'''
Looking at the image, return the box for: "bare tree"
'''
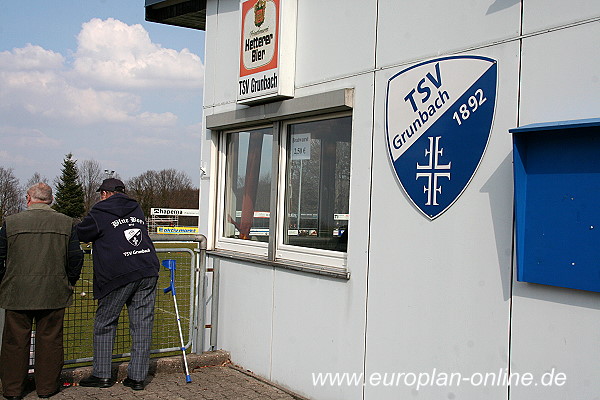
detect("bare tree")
[25,172,49,188]
[154,169,193,207]
[78,159,103,213]
[127,170,158,217]
[126,169,196,217]
[0,167,22,224]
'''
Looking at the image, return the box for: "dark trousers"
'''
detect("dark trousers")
[0,308,65,397]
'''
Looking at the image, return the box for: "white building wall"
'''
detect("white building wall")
[376,1,521,68]
[294,0,377,86]
[267,76,375,400]
[509,12,600,400]
[200,1,600,399]
[518,22,600,123]
[365,42,519,400]
[214,258,275,377]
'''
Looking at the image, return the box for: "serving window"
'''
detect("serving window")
[216,113,352,269]
[223,127,273,242]
[282,116,351,253]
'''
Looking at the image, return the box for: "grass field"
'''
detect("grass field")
[55,242,198,366]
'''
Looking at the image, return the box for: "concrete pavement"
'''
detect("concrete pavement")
[3,351,309,400]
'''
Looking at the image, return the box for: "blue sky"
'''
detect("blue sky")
[0,0,205,186]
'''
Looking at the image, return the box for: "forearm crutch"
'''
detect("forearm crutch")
[162,259,192,383]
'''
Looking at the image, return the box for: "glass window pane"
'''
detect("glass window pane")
[224,127,273,242]
[284,116,352,252]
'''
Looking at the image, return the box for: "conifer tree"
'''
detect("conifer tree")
[53,153,85,218]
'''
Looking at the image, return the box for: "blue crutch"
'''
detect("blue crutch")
[162,259,192,383]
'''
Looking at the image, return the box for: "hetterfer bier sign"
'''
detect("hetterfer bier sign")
[238,0,296,104]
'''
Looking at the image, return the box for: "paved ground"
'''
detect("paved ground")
[4,351,309,400]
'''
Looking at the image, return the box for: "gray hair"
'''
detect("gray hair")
[27,182,53,204]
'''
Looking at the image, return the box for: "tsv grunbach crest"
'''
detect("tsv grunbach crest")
[385,56,497,219]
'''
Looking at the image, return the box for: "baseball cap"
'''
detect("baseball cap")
[97,178,126,192]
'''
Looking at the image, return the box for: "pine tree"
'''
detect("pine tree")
[53,153,85,218]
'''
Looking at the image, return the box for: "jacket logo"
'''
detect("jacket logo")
[385,55,497,219]
[124,228,142,246]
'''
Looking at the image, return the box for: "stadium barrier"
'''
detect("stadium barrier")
[0,235,208,368]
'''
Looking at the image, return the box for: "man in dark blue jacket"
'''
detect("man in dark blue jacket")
[76,178,159,391]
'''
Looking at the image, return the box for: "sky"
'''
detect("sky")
[0,0,206,187]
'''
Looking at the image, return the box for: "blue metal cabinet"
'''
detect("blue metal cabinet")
[510,118,600,293]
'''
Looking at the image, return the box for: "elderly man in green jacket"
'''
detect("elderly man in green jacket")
[0,183,83,400]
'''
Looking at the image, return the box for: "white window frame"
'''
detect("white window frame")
[206,89,354,277]
[214,125,272,258]
[275,114,350,268]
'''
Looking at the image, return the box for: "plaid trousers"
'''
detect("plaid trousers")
[93,276,157,381]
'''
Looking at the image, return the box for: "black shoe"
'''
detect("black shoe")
[3,396,23,400]
[38,388,60,398]
[122,377,145,390]
[79,375,115,388]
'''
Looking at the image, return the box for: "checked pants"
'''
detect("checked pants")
[93,276,158,381]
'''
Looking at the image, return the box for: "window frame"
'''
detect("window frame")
[215,124,273,258]
[206,89,354,277]
[275,114,350,268]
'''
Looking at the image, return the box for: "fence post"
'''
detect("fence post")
[210,258,220,351]
[194,246,207,354]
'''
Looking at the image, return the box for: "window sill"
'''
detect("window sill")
[206,249,350,280]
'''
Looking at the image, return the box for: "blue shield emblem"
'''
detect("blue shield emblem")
[385,56,497,219]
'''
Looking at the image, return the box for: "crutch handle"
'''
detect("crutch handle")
[162,259,177,295]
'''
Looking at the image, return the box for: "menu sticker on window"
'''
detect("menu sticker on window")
[290,133,311,160]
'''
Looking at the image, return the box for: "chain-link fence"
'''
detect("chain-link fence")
[25,241,202,367]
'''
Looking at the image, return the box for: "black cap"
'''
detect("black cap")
[97,178,126,192]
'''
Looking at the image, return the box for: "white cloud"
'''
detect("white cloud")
[0,17,203,184]
[0,126,61,148]
[73,18,204,89]
[137,111,178,127]
[0,18,201,126]
[0,68,144,125]
[0,44,64,71]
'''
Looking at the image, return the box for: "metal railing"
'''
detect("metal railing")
[17,235,208,367]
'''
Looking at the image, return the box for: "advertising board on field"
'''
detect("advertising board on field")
[150,208,200,216]
[156,226,200,234]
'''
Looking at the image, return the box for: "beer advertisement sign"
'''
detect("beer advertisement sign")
[238,0,296,103]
